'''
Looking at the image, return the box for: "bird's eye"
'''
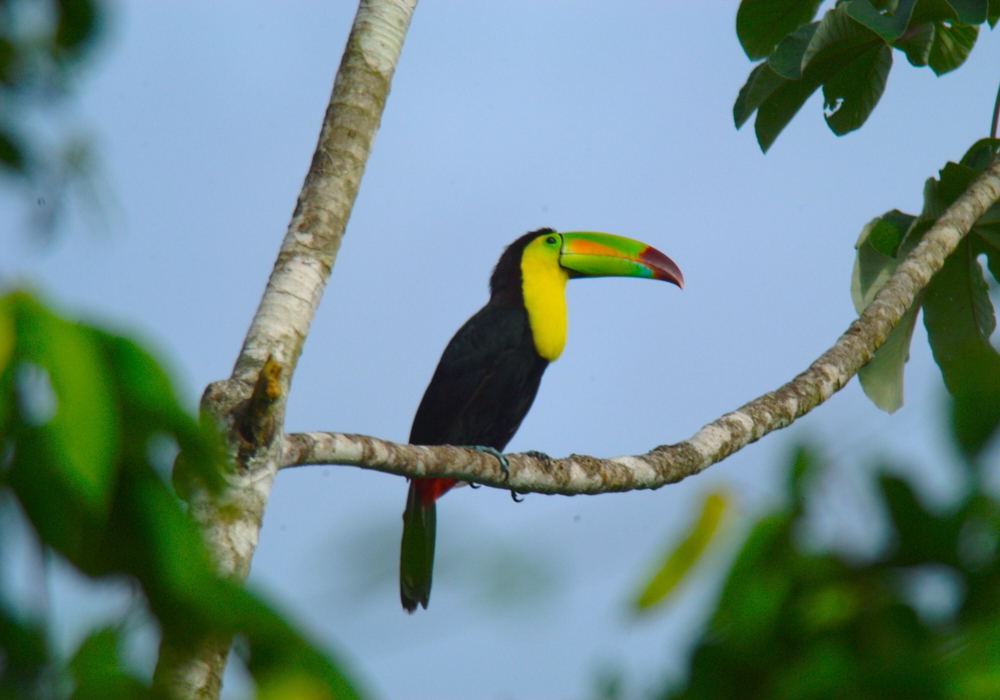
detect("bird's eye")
[545,236,557,244]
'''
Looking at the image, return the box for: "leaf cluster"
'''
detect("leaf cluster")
[0,291,364,699]
[852,139,1000,455]
[734,0,998,151]
[662,447,1000,700]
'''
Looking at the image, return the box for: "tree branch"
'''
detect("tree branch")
[280,154,1000,494]
[153,1,417,698]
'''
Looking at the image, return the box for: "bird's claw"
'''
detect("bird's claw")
[524,450,551,462]
[472,445,510,482]
[510,490,525,503]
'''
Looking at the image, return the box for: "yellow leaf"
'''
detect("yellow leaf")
[257,671,333,700]
[634,491,729,612]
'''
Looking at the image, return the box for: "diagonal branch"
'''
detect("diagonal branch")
[280,154,1000,494]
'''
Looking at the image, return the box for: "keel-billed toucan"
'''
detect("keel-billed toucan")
[401,228,683,612]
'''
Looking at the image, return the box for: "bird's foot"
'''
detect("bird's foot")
[472,445,510,482]
[506,452,547,501]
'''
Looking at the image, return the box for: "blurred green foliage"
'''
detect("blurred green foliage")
[735,0,998,152]
[653,421,1000,700]
[0,290,365,699]
[1,0,110,238]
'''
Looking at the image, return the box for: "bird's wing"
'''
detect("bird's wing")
[409,302,542,448]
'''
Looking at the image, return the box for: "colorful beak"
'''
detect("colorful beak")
[557,232,684,289]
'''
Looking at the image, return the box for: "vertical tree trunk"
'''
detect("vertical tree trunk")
[152,1,417,697]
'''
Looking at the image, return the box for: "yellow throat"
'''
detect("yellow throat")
[520,235,569,361]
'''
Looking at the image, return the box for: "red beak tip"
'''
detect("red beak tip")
[641,247,684,289]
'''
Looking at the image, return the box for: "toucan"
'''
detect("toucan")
[401,228,683,612]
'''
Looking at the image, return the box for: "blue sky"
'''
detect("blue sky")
[3,2,999,699]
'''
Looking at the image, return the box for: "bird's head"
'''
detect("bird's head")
[490,228,683,302]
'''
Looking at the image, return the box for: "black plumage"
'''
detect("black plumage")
[401,229,552,612]
[409,301,548,449]
[409,228,552,449]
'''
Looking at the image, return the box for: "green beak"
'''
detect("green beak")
[558,232,684,289]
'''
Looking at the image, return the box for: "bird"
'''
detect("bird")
[400,228,683,612]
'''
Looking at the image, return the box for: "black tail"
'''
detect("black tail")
[400,480,436,612]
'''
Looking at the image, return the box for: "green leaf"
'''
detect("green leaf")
[880,476,966,566]
[851,226,894,313]
[802,8,893,128]
[801,4,879,70]
[896,22,936,65]
[91,331,227,495]
[711,514,796,655]
[980,233,1000,285]
[737,0,823,59]
[938,160,980,204]
[944,618,1000,698]
[10,293,119,515]
[851,211,915,313]
[923,237,1000,455]
[752,5,888,151]
[753,71,824,152]
[978,224,1000,249]
[0,300,12,437]
[70,628,148,700]
[851,211,922,413]
[768,22,820,79]
[869,216,905,257]
[823,41,892,135]
[795,583,861,632]
[0,129,24,172]
[789,446,817,509]
[928,21,978,75]
[911,0,980,24]
[847,0,918,40]
[734,63,788,129]
[0,37,13,85]
[55,0,100,53]
[960,138,1000,170]
[871,0,900,11]
[733,23,820,131]
[990,0,1000,26]
[0,296,13,378]
[944,0,989,24]
[0,605,49,694]
[634,492,729,611]
[859,296,923,413]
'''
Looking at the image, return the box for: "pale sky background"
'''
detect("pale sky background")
[3,3,1000,699]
